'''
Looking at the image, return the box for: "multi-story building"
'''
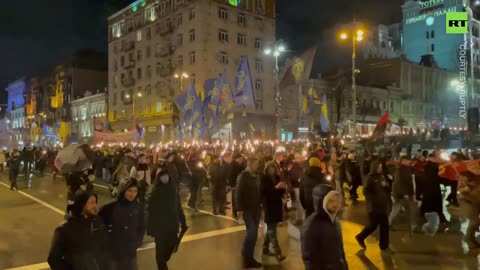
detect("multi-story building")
[107,0,276,142]
[361,24,402,60]
[401,0,480,72]
[5,78,28,146]
[71,91,107,144]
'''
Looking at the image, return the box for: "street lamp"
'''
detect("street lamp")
[174,72,189,93]
[339,26,366,140]
[124,91,143,121]
[264,43,286,139]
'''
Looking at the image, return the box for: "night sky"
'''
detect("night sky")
[0,0,403,93]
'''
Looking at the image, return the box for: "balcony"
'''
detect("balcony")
[155,45,175,57]
[121,77,135,87]
[121,41,135,52]
[158,24,174,36]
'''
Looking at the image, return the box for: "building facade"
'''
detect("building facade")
[107,0,276,142]
[71,92,107,144]
[5,79,28,146]
[401,0,480,71]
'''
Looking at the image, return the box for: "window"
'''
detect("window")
[238,13,246,26]
[121,73,125,81]
[431,30,434,38]
[189,29,195,42]
[237,34,246,46]
[255,100,263,111]
[255,79,263,92]
[381,41,386,48]
[113,93,117,106]
[431,43,435,52]
[121,55,125,66]
[178,34,183,46]
[219,52,228,64]
[426,31,430,39]
[255,17,264,31]
[113,60,118,72]
[146,46,151,57]
[255,38,262,49]
[146,65,152,78]
[190,51,196,64]
[177,14,183,26]
[390,101,394,112]
[137,30,142,41]
[137,50,142,61]
[218,7,228,19]
[218,29,228,42]
[255,0,264,10]
[255,58,263,72]
[113,45,118,54]
[178,55,183,67]
[189,8,195,20]
[146,85,152,95]
[137,68,142,79]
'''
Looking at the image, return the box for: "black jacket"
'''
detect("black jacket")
[392,164,414,199]
[301,184,348,270]
[364,161,392,214]
[208,161,228,188]
[260,173,284,223]
[229,161,246,187]
[422,160,443,213]
[98,179,145,259]
[236,169,261,212]
[300,167,326,215]
[48,191,108,270]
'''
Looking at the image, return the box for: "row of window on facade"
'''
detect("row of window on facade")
[110,102,174,119]
[72,103,106,120]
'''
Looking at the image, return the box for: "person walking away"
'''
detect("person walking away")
[8,151,21,191]
[103,150,116,184]
[208,154,228,215]
[261,162,286,262]
[356,161,392,253]
[187,156,206,211]
[47,190,108,270]
[0,149,7,173]
[236,156,263,268]
[301,184,348,270]
[300,157,327,218]
[229,153,246,219]
[147,168,187,270]
[99,178,145,270]
[422,154,449,226]
[287,154,305,224]
[389,156,418,234]
[36,148,47,175]
[346,152,362,202]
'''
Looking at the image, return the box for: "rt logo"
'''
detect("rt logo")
[446,12,468,34]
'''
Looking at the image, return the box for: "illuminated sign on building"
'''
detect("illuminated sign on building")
[420,0,443,9]
[229,0,239,6]
[405,6,457,24]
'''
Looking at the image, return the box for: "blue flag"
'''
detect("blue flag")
[207,116,219,136]
[192,116,206,138]
[218,72,234,113]
[233,56,255,106]
[203,79,221,116]
[320,94,330,133]
[178,123,188,140]
[175,83,201,123]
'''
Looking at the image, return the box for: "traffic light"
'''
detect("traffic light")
[468,107,479,134]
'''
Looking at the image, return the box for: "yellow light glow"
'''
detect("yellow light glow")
[340,33,348,40]
[356,30,364,36]
[356,36,363,41]
[137,92,143,97]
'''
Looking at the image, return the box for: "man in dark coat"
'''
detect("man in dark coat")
[422,154,448,224]
[229,153,245,219]
[301,184,348,270]
[355,160,392,252]
[261,162,286,262]
[208,154,228,215]
[346,152,362,201]
[236,156,262,268]
[98,178,145,270]
[147,168,187,270]
[8,151,21,191]
[300,157,327,218]
[48,190,108,270]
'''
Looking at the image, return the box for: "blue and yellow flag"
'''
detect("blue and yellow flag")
[203,78,221,116]
[302,88,317,115]
[233,56,255,106]
[178,123,189,140]
[175,83,201,123]
[192,117,206,138]
[218,72,234,113]
[320,94,329,133]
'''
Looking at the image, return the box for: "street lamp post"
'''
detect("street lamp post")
[264,44,286,139]
[174,72,189,93]
[339,27,365,140]
[125,91,143,122]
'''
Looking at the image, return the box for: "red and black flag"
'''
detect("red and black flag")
[371,112,389,139]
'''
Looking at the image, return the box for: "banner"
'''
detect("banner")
[94,130,137,143]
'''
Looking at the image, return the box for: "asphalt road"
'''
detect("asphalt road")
[0,172,479,270]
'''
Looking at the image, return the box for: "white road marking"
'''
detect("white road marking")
[0,181,65,216]
[4,226,247,270]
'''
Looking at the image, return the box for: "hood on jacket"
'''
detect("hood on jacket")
[71,190,98,217]
[312,184,341,222]
[118,178,139,201]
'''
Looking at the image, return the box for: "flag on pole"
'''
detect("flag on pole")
[279,47,317,89]
[371,112,390,139]
[233,56,255,106]
[218,72,234,114]
[320,94,330,133]
[203,78,221,116]
[178,123,188,140]
[175,83,201,123]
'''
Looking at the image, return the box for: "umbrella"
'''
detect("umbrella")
[54,144,96,173]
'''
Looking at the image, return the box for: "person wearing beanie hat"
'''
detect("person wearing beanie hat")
[48,190,109,270]
[308,157,322,168]
[301,157,328,218]
[98,178,145,270]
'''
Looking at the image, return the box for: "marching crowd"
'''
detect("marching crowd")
[4,139,480,270]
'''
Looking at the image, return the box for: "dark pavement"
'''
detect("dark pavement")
[0,172,479,270]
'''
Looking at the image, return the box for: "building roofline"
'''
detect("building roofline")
[108,0,147,20]
[71,93,106,104]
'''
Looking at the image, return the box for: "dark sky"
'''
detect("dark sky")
[0,0,403,91]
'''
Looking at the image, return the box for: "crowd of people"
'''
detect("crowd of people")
[4,138,480,270]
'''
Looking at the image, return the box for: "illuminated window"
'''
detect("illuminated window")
[189,8,195,20]
[137,30,142,41]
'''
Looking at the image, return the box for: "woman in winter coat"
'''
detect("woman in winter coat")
[260,164,286,262]
[98,178,145,270]
[355,160,392,252]
[301,184,348,270]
